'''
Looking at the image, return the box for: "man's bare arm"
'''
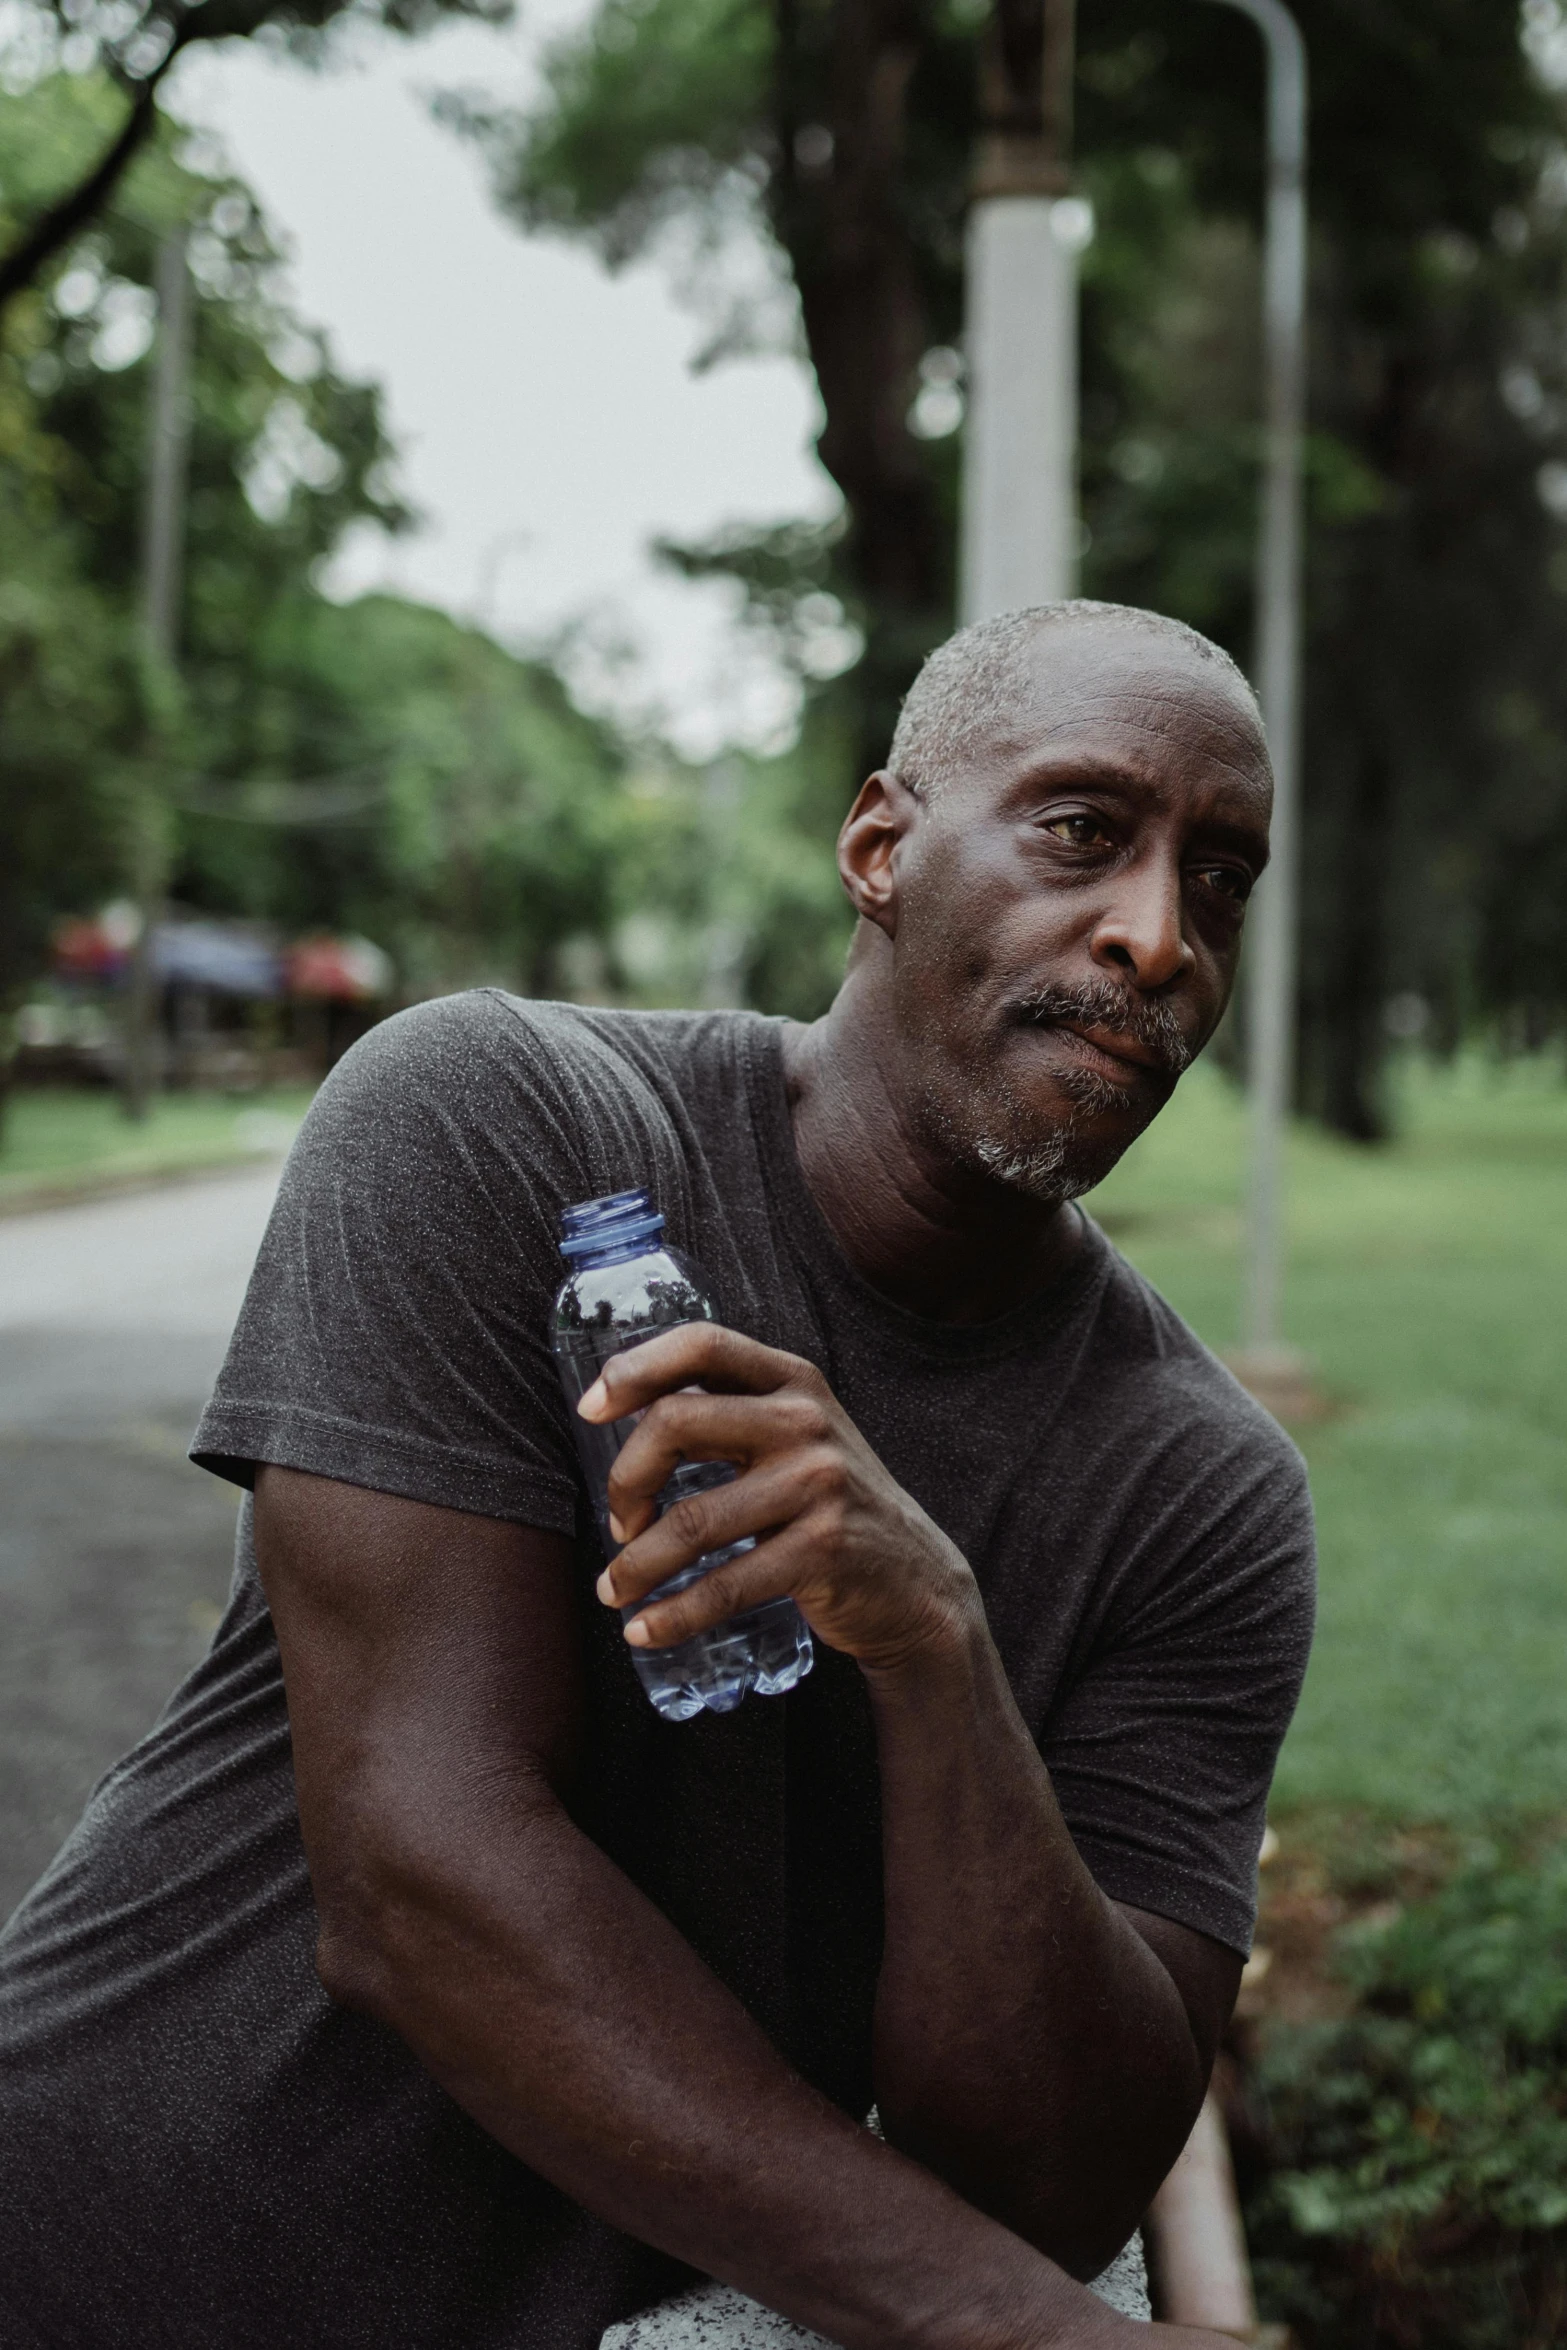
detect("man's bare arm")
[255,1466,1230,2350]
[587,1325,1239,2277]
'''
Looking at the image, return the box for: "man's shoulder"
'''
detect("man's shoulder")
[1081,1221,1308,1493]
[335,991,751,1085]
[318,993,765,1131]
[293,993,772,1233]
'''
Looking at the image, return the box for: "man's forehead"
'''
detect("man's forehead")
[972,618,1272,799]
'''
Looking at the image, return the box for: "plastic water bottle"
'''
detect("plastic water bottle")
[552,1187,814,1722]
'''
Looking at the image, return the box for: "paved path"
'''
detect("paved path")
[0,1167,281,1918]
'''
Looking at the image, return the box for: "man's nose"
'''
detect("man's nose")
[1087,856,1196,991]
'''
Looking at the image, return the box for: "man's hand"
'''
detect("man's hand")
[581,1323,974,1673]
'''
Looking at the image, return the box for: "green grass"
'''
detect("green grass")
[1086,1054,1567,1825]
[0,1085,314,1206]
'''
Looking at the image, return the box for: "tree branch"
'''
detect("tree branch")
[0,51,180,321]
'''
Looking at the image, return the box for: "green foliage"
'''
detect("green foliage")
[450,0,769,264]
[19,0,509,72]
[0,73,410,997]
[1246,1845,1567,2347]
[583,726,851,1018]
[0,72,850,1022]
[0,0,513,312]
[172,592,632,996]
[0,75,658,1010]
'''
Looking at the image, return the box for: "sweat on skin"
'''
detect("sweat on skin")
[0,602,1312,2350]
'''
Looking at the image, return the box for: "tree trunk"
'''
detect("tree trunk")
[771,0,949,778]
[1317,736,1392,1142]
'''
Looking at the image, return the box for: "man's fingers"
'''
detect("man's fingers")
[619,1523,818,1652]
[606,1390,828,1535]
[602,1456,820,1608]
[577,1323,820,1422]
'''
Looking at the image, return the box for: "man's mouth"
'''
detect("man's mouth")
[1053,1021,1167,1075]
[1012,986,1194,1085]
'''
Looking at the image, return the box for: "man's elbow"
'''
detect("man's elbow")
[880,2043,1207,2281]
[298,1735,569,2023]
[303,1779,547,2026]
[310,1839,428,2022]
[315,1901,396,2016]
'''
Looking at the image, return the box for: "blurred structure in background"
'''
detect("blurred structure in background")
[22,905,391,1089]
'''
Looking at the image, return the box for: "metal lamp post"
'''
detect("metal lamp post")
[1195,0,1309,1394]
[123,225,194,1122]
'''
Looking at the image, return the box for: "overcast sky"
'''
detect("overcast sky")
[171,15,837,757]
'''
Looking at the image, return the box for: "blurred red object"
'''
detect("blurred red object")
[284,934,393,1002]
[51,910,135,979]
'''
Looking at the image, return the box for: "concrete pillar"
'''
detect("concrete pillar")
[1147,2091,1260,2337]
[959,194,1083,623]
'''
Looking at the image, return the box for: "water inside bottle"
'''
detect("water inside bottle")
[629,1462,813,1720]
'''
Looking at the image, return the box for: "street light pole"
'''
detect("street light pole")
[141,226,194,670]
[1195,0,1308,1387]
[123,226,194,1121]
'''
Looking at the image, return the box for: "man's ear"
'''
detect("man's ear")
[836,771,920,939]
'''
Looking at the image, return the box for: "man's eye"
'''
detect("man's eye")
[1042,814,1114,849]
[1193,864,1253,904]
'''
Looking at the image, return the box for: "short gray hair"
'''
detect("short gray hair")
[886,601,1261,799]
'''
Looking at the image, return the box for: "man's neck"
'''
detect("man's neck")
[779,977,1084,1328]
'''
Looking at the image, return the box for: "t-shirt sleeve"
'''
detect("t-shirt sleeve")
[191,993,603,1531]
[1039,1364,1316,1957]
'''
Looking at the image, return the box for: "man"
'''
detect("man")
[0,601,1313,2350]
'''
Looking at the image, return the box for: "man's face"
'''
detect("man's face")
[861,622,1273,1203]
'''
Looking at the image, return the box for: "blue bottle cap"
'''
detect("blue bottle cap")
[558,1186,667,1262]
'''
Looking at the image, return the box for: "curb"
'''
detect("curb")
[0,1150,288,1221]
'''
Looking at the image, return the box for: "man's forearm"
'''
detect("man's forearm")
[866,1614,1207,2275]
[318,1767,1128,2350]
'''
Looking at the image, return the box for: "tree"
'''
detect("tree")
[1,66,854,1046]
[0,0,511,321]
[457,0,1567,1133]
[2,72,850,1032]
[443,0,971,774]
[191,591,634,998]
[1077,2,1567,1135]
[0,71,407,1005]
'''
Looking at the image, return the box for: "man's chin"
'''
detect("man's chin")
[971,1084,1161,1204]
[973,1127,1127,1206]
[916,1062,1166,1205]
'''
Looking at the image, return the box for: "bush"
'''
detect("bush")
[1246,1843,1567,2349]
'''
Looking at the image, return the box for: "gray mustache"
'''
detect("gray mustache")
[1012,982,1196,1077]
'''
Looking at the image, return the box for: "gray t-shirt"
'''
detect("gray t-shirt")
[0,994,1314,2350]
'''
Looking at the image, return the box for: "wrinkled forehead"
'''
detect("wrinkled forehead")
[965,619,1273,807]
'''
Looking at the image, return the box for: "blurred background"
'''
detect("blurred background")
[2,0,1566,2341]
